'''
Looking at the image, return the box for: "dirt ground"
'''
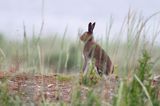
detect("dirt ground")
[0,71,159,105]
[0,71,118,104]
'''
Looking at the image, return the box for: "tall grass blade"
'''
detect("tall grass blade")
[134,74,153,106]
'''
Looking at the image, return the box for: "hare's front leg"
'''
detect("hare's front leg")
[82,56,89,76]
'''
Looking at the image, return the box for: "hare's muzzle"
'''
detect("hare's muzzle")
[80,35,83,41]
[80,33,85,41]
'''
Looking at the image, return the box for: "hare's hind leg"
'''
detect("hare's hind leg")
[102,64,110,80]
[95,60,103,76]
[95,67,103,77]
[95,66,110,81]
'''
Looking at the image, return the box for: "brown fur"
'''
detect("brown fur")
[80,22,114,76]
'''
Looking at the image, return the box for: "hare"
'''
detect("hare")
[80,22,114,77]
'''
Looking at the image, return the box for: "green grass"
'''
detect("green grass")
[56,74,74,82]
[113,50,160,106]
[79,62,102,87]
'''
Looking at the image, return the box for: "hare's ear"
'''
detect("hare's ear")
[88,22,92,33]
[92,22,96,31]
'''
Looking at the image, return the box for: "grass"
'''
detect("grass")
[0,10,160,105]
[113,50,160,106]
[79,62,102,87]
[56,74,74,82]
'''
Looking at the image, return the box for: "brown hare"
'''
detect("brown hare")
[80,22,114,78]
